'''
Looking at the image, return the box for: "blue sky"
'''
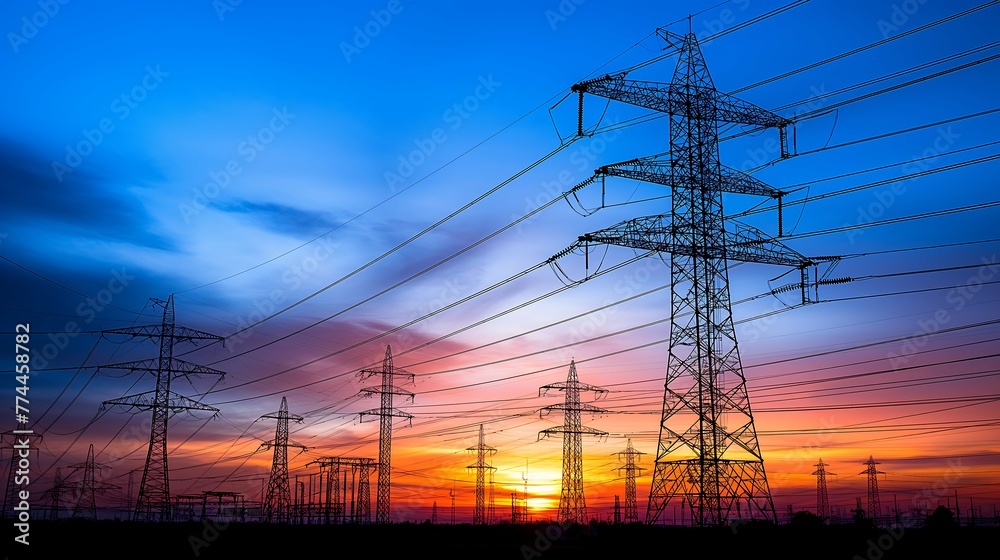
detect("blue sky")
[2,0,999,521]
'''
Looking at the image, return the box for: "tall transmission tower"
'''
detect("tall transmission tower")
[100,294,224,522]
[813,458,835,519]
[557,29,839,526]
[259,396,306,523]
[68,443,117,519]
[358,345,414,524]
[616,439,647,524]
[538,360,608,525]
[861,455,885,525]
[432,500,438,524]
[466,424,497,525]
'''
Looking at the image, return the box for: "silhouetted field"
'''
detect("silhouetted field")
[5,519,998,559]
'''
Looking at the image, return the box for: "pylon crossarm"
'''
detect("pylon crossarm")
[102,390,220,413]
[97,357,225,378]
[571,74,788,130]
[102,324,224,344]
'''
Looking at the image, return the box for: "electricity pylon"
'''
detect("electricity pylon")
[813,458,835,519]
[259,396,306,523]
[68,443,117,519]
[538,360,608,524]
[42,468,67,520]
[358,345,414,524]
[100,294,224,522]
[466,424,496,525]
[616,439,647,523]
[449,483,456,524]
[861,455,885,526]
[555,29,841,526]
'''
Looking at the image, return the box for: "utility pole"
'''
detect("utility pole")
[465,424,496,525]
[259,397,306,523]
[538,360,608,525]
[358,345,414,525]
[100,295,224,522]
[553,29,840,526]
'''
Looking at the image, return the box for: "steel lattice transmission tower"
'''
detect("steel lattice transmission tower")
[861,455,885,525]
[100,294,224,522]
[559,30,839,527]
[813,458,835,519]
[358,345,414,524]
[259,396,306,523]
[538,360,608,524]
[69,444,117,519]
[616,439,647,524]
[466,424,497,525]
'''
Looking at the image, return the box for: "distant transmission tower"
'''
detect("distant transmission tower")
[100,294,224,522]
[358,345,414,525]
[521,465,528,523]
[813,458,835,519]
[42,468,67,520]
[861,455,885,525]
[558,29,839,526]
[260,396,306,522]
[616,439,646,524]
[69,444,117,519]
[449,484,456,524]
[466,424,497,525]
[432,501,438,524]
[538,360,608,524]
